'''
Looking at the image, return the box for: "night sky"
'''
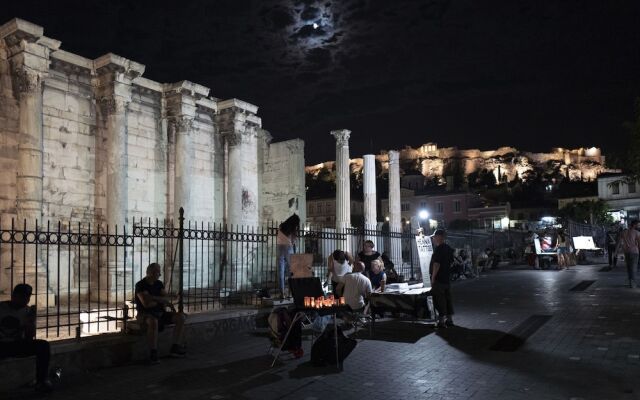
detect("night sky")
[2,0,640,164]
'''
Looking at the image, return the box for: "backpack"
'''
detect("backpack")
[310,324,357,366]
[268,307,301,351]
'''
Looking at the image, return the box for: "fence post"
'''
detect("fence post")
[178,207,184,314]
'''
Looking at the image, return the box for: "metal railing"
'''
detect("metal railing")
[1,209,532,340]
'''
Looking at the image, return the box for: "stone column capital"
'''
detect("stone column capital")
[10,65,44,97]
[98,95,130,116]
[225,127,258,147]
[331,129,351,146]
[169,115,195,133]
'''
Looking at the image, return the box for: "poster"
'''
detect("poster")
[415,234,434,288]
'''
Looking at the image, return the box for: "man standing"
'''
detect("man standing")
[605,225,620,270]
[135,263,187,363]
[429,229,455,328]
[0,284,52,392]
[617,220,640,288]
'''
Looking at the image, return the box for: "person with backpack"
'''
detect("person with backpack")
[617,220,640,288]
[429,229,456,328]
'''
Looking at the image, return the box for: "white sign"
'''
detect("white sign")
[415,235,434,287]
[572,236,599,250]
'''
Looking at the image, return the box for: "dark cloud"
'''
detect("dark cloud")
[1,0,639,164]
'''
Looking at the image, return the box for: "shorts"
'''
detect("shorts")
[138,310,175,332]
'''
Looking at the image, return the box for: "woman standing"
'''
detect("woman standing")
[555,230,569,269]
[277,214,300,298]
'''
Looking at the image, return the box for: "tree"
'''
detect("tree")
[558,200,613,225]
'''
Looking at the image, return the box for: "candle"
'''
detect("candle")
[339,297,345,305]
[310,298,315,307]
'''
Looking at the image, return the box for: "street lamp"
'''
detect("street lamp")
[418,210,430,234]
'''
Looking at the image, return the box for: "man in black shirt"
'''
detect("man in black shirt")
[0,284,52,392]
[429,229,455,328]
[135,263,186,363]
[357,240,381,274]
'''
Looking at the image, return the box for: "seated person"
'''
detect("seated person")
[0,284,52,392]
[366,259,387,292]
[342,261,372,312]
[356,240,381,275]
[135,263,187,364]
[380,252,399,283]
[326,249,353,296]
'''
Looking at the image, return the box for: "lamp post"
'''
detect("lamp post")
[418,210,430,235]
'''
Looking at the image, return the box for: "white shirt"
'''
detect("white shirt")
[343,272,372,310]
[332,260,352,283]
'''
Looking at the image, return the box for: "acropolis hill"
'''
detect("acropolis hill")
[306,143,607,182]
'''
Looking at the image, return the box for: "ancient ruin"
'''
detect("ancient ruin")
[307,143,607,184]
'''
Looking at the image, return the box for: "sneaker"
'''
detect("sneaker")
[169,344,187,358]
[149,350,160,365]
[445,320,455,327]
[34,380,53,393]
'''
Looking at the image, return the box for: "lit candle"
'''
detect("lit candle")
[339,297,345,305]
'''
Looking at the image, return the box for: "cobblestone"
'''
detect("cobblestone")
[4,263,640,399]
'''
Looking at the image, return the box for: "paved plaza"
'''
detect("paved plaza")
[5,262,640,400]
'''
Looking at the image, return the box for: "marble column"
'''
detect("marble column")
[363,154,377,241]
[217,99,262,291]
[94,54,144,301]
[332,129,352,252]
[388,150,403,269]
[1,19,59,303]
[164,81,210,222]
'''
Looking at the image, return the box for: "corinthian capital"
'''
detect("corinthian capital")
[331,129,351,146]
[98,96,129,116]
[11,67,42,97]
[170,116,194,133]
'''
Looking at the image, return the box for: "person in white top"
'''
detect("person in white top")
[326,249,353,296]
[617,220,640,288]
[342,261,372,311]
[276,214,300,298]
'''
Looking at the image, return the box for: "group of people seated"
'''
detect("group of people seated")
[325,240,398,313]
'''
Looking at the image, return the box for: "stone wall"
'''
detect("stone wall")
[261,139,306,224]
[0,18,306,296]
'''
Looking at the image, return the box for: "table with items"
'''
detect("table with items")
[369,283,435,323]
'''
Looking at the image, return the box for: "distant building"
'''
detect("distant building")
[306,198,364,228]
[598,173,640,222]
[380,189,509,229]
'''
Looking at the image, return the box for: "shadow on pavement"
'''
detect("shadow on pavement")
[159,354,282,399]
[288,360,342,379]
[436,325,636,399]
[352,320,435,343]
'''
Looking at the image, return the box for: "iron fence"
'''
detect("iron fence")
[1,209,534,340]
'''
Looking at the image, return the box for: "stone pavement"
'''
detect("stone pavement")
[4,263,640,400]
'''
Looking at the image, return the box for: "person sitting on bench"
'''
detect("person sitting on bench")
[0,284,52,392]
[135,263,187,364]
